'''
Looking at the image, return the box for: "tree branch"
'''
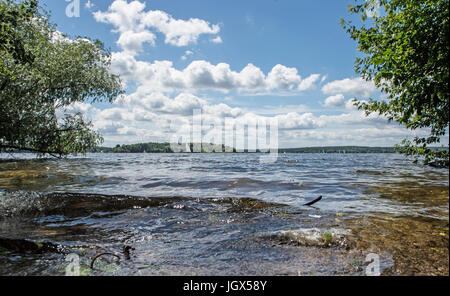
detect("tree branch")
[0,144,62,158]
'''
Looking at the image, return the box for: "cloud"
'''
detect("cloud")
[319,110,389,126]
[85,0,94,10]
[141,9,220,46]
[275,112,324,130]
[322,77,377,97]
[94,0,146,33]
[324,94,345,107]
[94,0,221,50]
[69,94,435,148]
[119,90,243,118]
[181,50,193,60]
[211,36,223,44]
[160,93,206,115]
[249,104,310,115]
[345,99,358,110]
[61,101,92,114]
[94,1,318,95]
[55,101,92,124]
[278,125,430,148]
[87,88,326,145]
[116,30,156,53]
[110,53,320,93]
[97,107,133,121]
[298,74,321,91]
[185,61,237,90]
[266,64,301,90]
[203,103,243,118]
[133,109,157,122]
[237,63,266,90]
[95,121,125,135]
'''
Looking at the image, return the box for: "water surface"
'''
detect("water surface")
[0,153,448,275]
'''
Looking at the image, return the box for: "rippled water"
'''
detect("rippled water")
[0,153,448,275]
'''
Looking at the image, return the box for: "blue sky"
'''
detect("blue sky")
[43,0,445,148]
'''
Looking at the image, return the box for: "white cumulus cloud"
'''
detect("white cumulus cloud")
[116,30,156,53]
[94,0,221,51]
[298,74,321,91]
[110,53,320,93]
[324,94,345,107]
[322,77,377,97]
[211,36,223,44]
[181,50,193,60]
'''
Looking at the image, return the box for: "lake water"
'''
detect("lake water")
[0,153,448,275]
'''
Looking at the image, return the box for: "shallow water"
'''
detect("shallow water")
[0,153,448,275]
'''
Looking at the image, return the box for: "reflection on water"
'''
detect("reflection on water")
[0,153,448,275]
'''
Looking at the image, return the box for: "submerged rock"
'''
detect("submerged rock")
[0,237,65,254]
[220,197,286,213]
[0,190,190,218]
[262,227,350,248]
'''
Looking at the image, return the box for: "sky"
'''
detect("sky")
[42,0,447,148]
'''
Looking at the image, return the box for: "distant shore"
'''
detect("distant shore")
[88,143,448,154]
[2,143,447,155]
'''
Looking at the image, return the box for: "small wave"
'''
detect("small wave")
[0,190,188,218]
[355,169,385,175]
[0,190,288,219]
[140,178,303,192]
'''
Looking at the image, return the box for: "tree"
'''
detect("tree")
[341,0,449,167]
[0,0,123,156]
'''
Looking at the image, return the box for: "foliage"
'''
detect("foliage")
[279,146,397,153]
[109,142,173,153]
[93,142,235,153]
[323,231,333,244]
[341,0,449,167]
[0,0,123,156]
[92,143,449,154]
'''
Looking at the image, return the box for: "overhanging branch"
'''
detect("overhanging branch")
[0,144,62,158]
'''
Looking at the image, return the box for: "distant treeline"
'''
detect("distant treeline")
[91,143,173,153]
[89,143,448,154]
[279,146,396,153]
[91,142,233,153]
